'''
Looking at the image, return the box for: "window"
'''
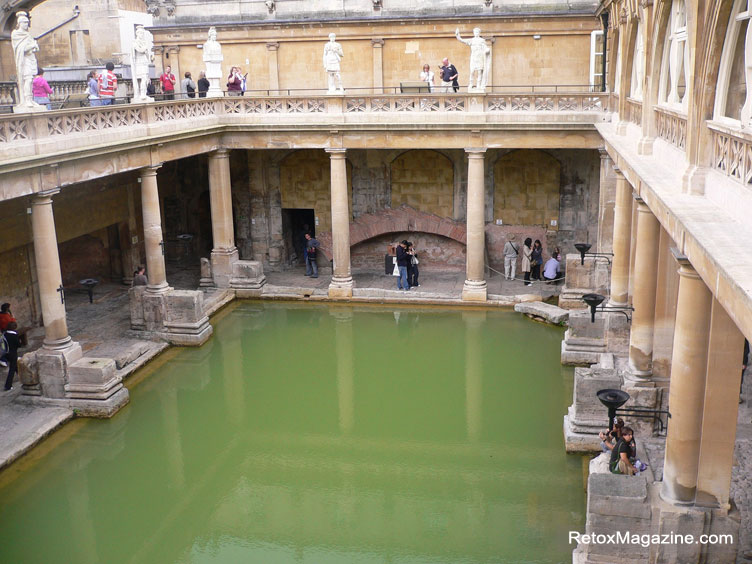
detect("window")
[714,0,751,125]
[658,0,689,109]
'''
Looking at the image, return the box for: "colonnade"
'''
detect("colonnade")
[606,166,745,510]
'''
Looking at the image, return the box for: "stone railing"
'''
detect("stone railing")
[655,105,687,150]
[0,82,16,105]
[626,97,642,126]
[708,121,752,185]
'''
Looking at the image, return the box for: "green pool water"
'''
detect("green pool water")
[0,302,585,564]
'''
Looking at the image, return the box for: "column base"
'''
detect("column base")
[229,260,267,297]
[211,247,239,288]
[328,276,354,299]
[64,357,130,417]
[13,102,46,113]
[42,335,74,351]
[35,341,83,399]
[561,310,607,366]
[146,282,171,295]
[461,280,487,302]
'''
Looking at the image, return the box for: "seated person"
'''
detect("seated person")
[542,254,561,283]
[598,417,625,452]
[609,426,639,475]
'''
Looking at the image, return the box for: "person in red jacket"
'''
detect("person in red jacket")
[160,65,176,100]
[98,62,118,105]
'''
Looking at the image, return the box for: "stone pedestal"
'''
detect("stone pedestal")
[163,291,213,346]
[558,254,610,309]
[230,260,267,297]
[199,257,214,288]
[210,247,239,288]
[36,342,83,399]
[65,357,130,417]
[564,353,620,452]
[561,310,607,365]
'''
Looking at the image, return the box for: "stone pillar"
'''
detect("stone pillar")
[462,148,487,302]
[326,148,354,298]
[266,42,280,94]
[661,251,712,505]
[596,150,617,254]
[609,170,632,306]
[651,226,679,380]
[121,184,141,285]
[208,148,239,288]
[140,165,169,294]
[371,39,384,93]
[31,190,72,350]
[627,196,660,379]
[695,299,744,509]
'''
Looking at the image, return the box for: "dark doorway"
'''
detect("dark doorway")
[282,208,315,266]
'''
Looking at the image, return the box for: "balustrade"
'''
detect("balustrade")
[655,106,687,150]
[709,122,752,185]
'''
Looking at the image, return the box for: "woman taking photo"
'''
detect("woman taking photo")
[227,66,243,96]
[420,64,434,92]
[531,239,543,281]
[522,237,533,286]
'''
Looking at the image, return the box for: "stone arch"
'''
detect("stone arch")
[492,150,561,227]
[279,149,351,234]
[390,150,454,219]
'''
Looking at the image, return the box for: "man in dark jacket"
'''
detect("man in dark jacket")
[4,322,20,391]
[396,240,410,291]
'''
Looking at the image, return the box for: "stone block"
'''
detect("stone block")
[67,357,117,387]
[210,247,239,288]
[655,506,709,564]
[606,310,631,352]
[18,351,40,395]
[559,254,610,309]
[129,286,146,330]
[587,474,651,520]
[199,257,213,288]
[229,260,267,294]
[514,300,569,325]
[37,342,83,399]
[561,310,607,365]
[621,385,661,438]
[65,357,125,412]
[163,289,213,346]
[706,509,741,564]
[142,291,167,332]
[112,342,151,370]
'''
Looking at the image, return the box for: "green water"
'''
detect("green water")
[0,302,584,564]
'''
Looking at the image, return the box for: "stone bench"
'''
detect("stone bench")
[513,301,569,325]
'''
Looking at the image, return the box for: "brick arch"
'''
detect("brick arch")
[390,150,455,219]
[317,205,466,263]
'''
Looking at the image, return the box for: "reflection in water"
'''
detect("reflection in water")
[0,302,584,564]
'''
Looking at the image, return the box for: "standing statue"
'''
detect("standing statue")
[131,26,154,103]
[203,27,224,98]
[323,33,344,94]
[455,27,491,92]
[11,11,42,110]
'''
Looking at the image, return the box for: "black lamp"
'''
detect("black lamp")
[574,242,613,266]
[581,292,633,323]
[596,388,630,431]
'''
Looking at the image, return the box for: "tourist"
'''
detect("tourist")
[408,242,420,287]
[503,234,519,281]
[133,266,148,286]
[521,237,533,286]
[304,233,319,278]
[420,64,434,92]
[146,81,156,98]
[181,71,196,98]
[3,322,19,391]
[543,252,561,284]
[598,417,624,452]
[197,71,210,98]
[227,66,243,96]
[32,67,53,109]
[0,303,16,369]
[396,240,410,291]
[609,426,639,475]
[98,62,117,105]
[87,70,100,106]
[439,58,458,93]
[531,239,543,281]
[160,66,176,100]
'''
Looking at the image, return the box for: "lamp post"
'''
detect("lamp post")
[582,293,633,323]
[574,242,613,266]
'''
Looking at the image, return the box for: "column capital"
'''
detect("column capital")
[465,148,487,157]
[266,42,280,51]
[371,38,385,47]
[140,164,162,178]
[598,148,611,160]
[32,188,61,204]
[613,166,625,178]
[167,45,180,53]
[671,247,700,279]
[325,148,347,157]
[210,147,230,159]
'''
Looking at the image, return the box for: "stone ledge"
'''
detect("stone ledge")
[514,300,569,325]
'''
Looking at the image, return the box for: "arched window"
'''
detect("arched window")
[630,21,644,100]
[658,0,689,109]
[714,0,751,126]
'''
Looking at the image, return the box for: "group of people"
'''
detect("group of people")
[0,303,20,392]
[226,66,248,96]
[85,62,119,106]
[599,418,648,476]
[502,236,562,286]
[419,58,459,93]
[395,240,420,291]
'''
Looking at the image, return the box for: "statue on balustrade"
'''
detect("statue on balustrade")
[323,33,344,94]
[203,27,224,98]
[131,26,155,103]
[455,27,491,93]
[11,11,43,111]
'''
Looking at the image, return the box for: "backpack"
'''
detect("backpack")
[0,333,8,355]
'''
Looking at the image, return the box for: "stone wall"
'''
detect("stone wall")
[391,150,454,219]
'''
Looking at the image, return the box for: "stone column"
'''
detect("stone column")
[695,299,744,509]
[140,165,169,294]
[462,148,487,302]
[651,226,679,380]
[661,251,712,505]
[371,39,384,93]
[31,189,72,350]
[121,184,141,285]
[596,150,617,254]
[627,196,660,379]
[609,170,632,306]
[266,42,280,94]
[208,148,239,287]
[326,148,354,298]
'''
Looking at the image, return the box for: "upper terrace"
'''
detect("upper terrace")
[0,88,609,202]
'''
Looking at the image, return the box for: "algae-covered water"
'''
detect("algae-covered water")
[0,302,585,563]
